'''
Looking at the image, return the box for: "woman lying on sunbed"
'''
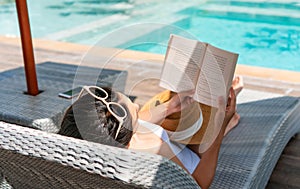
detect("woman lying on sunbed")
[59,76,243,189]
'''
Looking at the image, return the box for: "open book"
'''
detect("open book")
[159,35,239,107]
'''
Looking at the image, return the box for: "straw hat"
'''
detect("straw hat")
[140,90,218,144]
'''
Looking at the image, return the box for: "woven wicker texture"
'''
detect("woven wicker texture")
[0,173,13,189]
[0,62,127,133]
[210,96,300,189]
[0,121,199,189]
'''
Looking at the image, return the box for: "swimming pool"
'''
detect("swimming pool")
[1,0,300,72]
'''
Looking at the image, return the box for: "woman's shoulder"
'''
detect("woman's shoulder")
[128,120,164,153]
[137,119,188,154]
[138,119,169,141]
[137,120,200,174]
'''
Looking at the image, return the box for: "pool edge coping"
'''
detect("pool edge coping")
[1,35,299,84]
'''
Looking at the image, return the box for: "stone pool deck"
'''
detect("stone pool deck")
[0,36,300,188]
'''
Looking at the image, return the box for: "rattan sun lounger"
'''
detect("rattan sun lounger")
[0,121,199,189]
[210,95,300,189]
[0,95,299,188]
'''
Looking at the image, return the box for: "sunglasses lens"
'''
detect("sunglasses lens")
[109,104,126,117]
[90,88,107,98]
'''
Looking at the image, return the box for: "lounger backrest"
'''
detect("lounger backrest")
[0,121,200,189]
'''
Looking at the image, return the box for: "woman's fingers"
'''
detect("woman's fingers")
[217,96,226,111]
[230,87,236,108]
[181,96,194,109]
[177,89,195,98]
[167,90,195,113]
[228,87,236,113]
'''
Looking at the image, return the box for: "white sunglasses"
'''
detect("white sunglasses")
[77,86,127,139]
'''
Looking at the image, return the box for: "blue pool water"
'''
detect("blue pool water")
[1,0,300,72]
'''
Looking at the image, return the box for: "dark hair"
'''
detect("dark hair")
[59,87,133,148]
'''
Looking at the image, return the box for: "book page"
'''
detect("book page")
[194,44,238,107]
[159,35,207,92]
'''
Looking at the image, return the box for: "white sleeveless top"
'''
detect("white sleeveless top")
[138,119,200,174]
